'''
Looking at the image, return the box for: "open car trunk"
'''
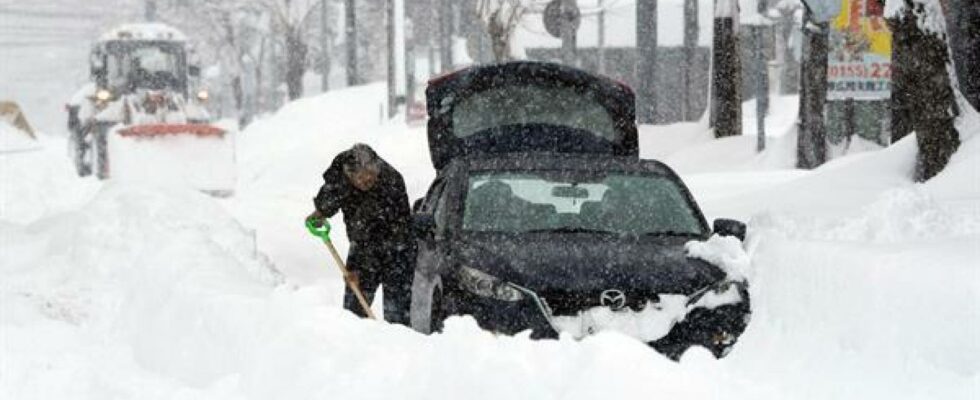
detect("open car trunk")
[425,62,639,170]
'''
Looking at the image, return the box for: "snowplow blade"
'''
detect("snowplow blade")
[108,122,236,196]
[117,123,225,138]
[0,101,36,138]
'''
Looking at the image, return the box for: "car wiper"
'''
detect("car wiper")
[641,230,703,238]
[523,227,618,234]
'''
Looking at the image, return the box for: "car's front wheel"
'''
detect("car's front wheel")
[410,272,445,334]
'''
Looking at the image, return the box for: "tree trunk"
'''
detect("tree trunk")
[711,0,741,138]
[145,0,157,22]
[321,0,331,92]
[947,0,980,111]
[796,12,828,169]
[637,0,658,124]
[683,0,698,121]
[439,0,454,71]
[386,0,397,118]
[887,1,960,182]
[345,0,359,86]
[286,27,308,100]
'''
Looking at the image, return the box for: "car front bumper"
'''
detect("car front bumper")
[452,281,750,358]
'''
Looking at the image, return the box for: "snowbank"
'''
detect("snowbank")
[0,183,747,400]
[0,120,40,153]
[1,184,280,398]
[0,136,99,224]
[2,82,978,399]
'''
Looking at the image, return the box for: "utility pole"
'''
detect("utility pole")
[710,0,742,137]
[682,0,698,121]
[145,0,157,22]
[560,0,578,65]
[598,0,606,74]
[439,0,454,71]
[406,18,416,122]
[754,0,769,151]
[796,7,828,168]
[386,0,396,118]
[636,0,658,124]
[345,0,359,86]
[321,0,331,92]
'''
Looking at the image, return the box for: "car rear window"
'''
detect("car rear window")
[452,85,618,141]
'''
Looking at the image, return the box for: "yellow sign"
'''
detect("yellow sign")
[827,0,893,100]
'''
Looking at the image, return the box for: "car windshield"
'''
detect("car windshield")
[462,171,704,236]
[452,84,618,141]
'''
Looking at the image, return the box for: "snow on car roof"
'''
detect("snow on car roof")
[99,23,187,42]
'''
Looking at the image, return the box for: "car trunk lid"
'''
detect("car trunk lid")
[425,62,638,170]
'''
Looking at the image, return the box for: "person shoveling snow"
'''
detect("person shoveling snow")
[307,144,415,325]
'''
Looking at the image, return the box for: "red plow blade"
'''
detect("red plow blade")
[117,124,225,138]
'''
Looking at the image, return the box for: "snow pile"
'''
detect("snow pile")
[752,186,979,243]
[2,81,978,399]
[551,297,691,342]
[107,125,237,195]
[0,136,99,224]
[0,183,750,400]
[98,22,188,42]
[1,184,281,398]
[724,115,980,393]
[0,120,40,153]
[685,234,751,281]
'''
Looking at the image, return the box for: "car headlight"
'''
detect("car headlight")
[95,89,112,102]
[196,89,209,102]
[457,266,524,302]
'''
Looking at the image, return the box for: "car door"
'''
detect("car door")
[414,178,448,277]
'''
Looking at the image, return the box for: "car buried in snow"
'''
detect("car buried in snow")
[409,62,750,359]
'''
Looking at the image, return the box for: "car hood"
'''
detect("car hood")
[455,233,725,296]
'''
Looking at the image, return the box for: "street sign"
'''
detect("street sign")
[802,0,843,22]
[827,0,892,100]
[543,0,581,38]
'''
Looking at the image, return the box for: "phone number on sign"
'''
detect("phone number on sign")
[828,62,892,79]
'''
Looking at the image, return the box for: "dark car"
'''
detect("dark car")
[410,62,750,359]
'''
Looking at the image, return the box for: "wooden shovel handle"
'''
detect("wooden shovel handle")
[324,240,376,319]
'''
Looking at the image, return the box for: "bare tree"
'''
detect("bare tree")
[159,0,270,123]
[711,0,742,138]
[261,0,324,100]
[477,0,527,62]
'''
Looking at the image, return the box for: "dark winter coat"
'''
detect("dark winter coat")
[313,149,412,247]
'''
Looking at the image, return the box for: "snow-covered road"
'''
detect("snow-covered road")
[2,84,978,399]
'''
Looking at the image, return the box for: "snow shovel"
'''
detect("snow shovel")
[305,218,376,320]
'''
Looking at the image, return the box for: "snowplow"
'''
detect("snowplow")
[66,23,234,196]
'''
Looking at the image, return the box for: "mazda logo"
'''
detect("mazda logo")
[600,289,626,310]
